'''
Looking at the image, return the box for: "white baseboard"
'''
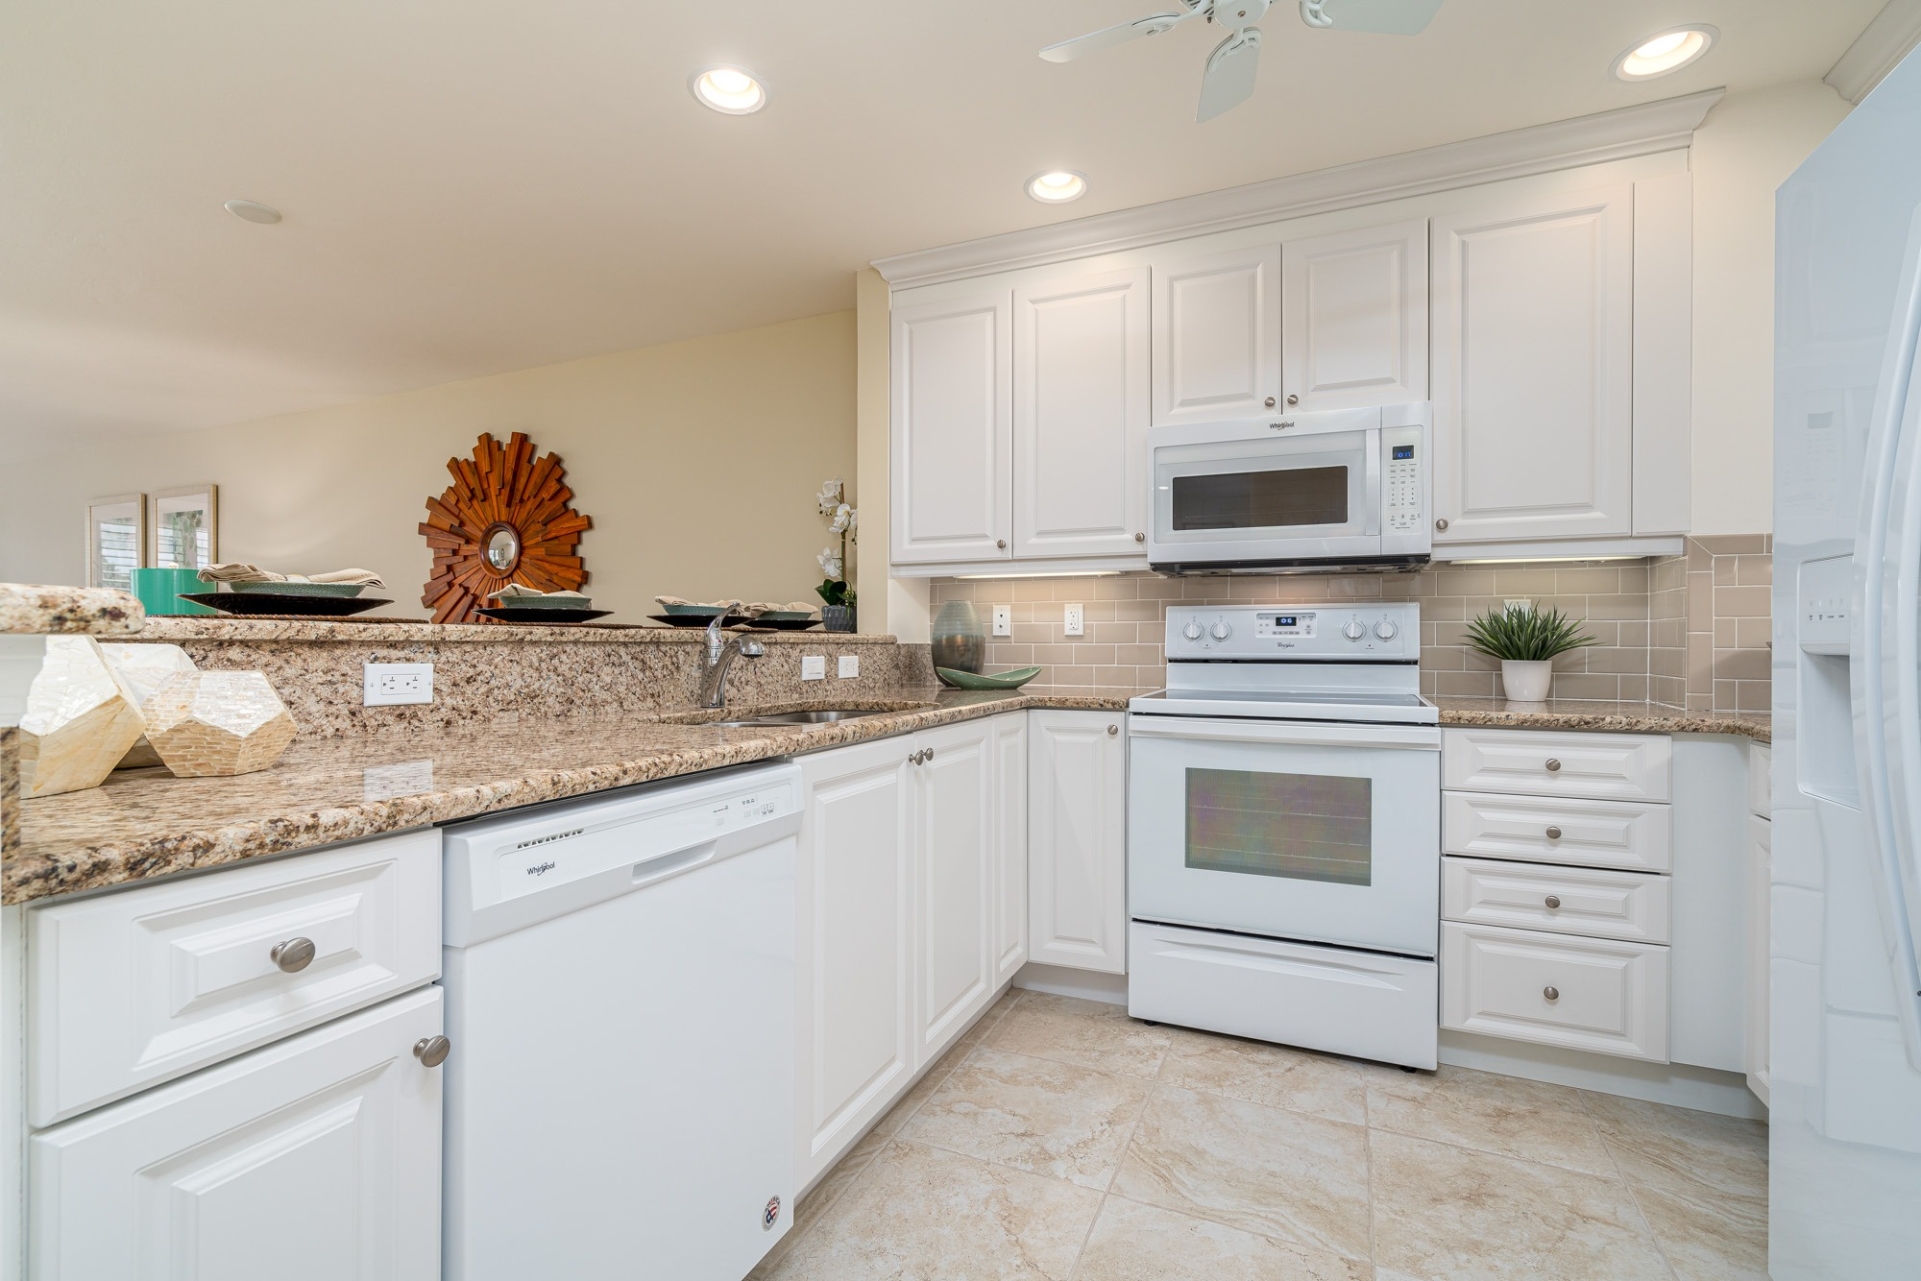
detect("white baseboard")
[1013,962,1128,1006]
[1440,1030,1767,1120]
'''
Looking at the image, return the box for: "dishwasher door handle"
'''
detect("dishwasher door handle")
[1126,716,1440,751]
[631,841,718,887]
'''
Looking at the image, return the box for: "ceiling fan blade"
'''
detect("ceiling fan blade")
[1298,0,1442,35]
[1196,26,1261,122]
[1039,7,1201,63]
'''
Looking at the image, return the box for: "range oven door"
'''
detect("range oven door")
[1127,715,1440,957]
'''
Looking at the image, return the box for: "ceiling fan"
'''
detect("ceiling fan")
[1040,0,1444,122]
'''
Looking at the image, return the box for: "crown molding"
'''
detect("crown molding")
[1826,0,1921,104]
[874,88,1725,289]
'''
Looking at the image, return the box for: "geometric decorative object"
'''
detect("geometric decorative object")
[142,670,297,778]
[418,431,592,624]
[100,642,199,769]
[18,636,148,797]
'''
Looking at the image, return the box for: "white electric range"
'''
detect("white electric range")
[1127,602,1440,1070]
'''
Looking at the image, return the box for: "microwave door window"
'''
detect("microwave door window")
[1171,465,1348,531]
[1185,767,1372,886]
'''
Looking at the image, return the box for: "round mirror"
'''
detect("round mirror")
[484,525,521,572]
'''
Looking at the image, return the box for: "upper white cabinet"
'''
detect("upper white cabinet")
[1431,183,1635,545]
[1281,218,1428,412]
[1013,267,1151,559]
[891,289,1013,564]
[1150,243,1282,424]
[1028,710,1128,974]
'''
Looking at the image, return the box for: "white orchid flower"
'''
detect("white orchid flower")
[845,507,858,535]
[818,547,844,581]
[816,478,843,514]
[829,502,853,534]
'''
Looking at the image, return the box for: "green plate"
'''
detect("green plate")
[227,580,366,598]
[936,666,1043,690]
[660,602,727,617]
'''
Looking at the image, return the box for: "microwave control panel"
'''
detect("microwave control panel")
[1383,424,1425,534]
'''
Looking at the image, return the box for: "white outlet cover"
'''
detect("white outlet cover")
[991,605,1011,637]
[363,661,434,706]
[838,654,859,679]
[1063,603,1084,637]
[801,655,826,680]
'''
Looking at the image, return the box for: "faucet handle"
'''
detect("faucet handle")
[705,601,744,655]
[740,638,766,657]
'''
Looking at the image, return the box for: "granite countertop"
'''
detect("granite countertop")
[135,617,907,644]
[0,584,145,635]
[1433,696,1770,743]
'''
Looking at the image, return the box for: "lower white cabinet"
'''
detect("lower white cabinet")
[1027,710,1128,974]
[1442,921,1669,1062]
[1746,812,1772,1105]
[29,986,445,1280]
[915,718,999,1058]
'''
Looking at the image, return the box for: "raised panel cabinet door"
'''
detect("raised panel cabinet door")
[1431,184,1634,543]
[1281,218,1429,411]
[914,718,996,1060]
[1746,815,1772,1105]
[1150,242,1282,424]
[1013,267,1151,559]
[891,289,1014,564]
[30,987,444,1281]
[1028,711,1127,974]
[992,713,1030,985]
[795,738,917,1186]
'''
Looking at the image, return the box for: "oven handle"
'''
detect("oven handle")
[1126,716,1440,750]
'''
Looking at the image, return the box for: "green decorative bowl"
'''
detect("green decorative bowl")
[228,580,366,598]
[936,666,1043,690]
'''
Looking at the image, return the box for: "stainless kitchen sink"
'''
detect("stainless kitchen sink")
[701,707,917,728]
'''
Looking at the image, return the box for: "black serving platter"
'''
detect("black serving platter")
[185,592,390,618]
[742,616,822,632]
[648,613,752,628]
[476,606,614,624]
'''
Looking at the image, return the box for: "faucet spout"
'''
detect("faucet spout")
[698,603,765,709]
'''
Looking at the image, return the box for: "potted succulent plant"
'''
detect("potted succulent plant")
[1464,602,1597,703]
[815,478,858,632]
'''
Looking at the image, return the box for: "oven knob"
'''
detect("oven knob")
[1209,621,1232,641]
[1374,619,1398,640]
[1342,620,1366,641]
[1182,620,1203,642]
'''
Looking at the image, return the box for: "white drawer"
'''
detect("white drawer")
[1442,857,1670,943]
[1748,743,1771,818]
[1442,728,1671,802]
[1441,921,1669,1062]
[1443,791,1671,872]
[28,827,441,1127]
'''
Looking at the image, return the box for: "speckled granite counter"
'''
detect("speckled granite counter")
[9,686,1136,905]
[0,583,144,635]
[1434,696,1770,743]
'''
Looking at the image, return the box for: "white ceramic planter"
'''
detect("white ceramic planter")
[1500,659,1553,703]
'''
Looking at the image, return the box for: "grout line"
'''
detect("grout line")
[1065,1049,1164,1280]
[1594,1132,1682,1281]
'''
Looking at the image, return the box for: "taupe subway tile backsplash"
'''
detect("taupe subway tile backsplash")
[934,537,1772,714]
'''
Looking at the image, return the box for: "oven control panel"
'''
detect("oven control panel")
[1166,603,1420,661]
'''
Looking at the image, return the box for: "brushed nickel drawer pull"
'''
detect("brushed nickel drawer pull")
[1545,826,1563,840]
[270,938,316,974]
[1545,758,1562,772]
[1543,986,1560,1002]
[1107,723,1119,735]
[1544,895,1562,910]
[414,1035,452,1068]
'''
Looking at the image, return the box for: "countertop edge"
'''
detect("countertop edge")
[0,584,145,636]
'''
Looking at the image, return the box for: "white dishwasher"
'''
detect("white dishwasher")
[440,761,801,1281]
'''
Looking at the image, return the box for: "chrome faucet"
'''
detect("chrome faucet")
[698,602,765,709]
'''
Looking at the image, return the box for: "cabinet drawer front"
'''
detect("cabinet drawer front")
[1442,857,1669,943]
[1443,791,1669,872]
[1442,922,1668,1062]
[29,828,441,1127]
[1442,728,1670,801]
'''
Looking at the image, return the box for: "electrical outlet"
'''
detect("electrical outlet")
[363,661,433,706]
[1503,598,1534,613]
[991,605,1011,637]
[801,655,827,680]
[1063,603,1084,637]
[838,654,860,679]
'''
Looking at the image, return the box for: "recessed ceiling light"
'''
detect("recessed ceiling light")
[1026,170,1088,204]
[690,66,767,114]
[1611,25,1717,80]
[223,199,282,224]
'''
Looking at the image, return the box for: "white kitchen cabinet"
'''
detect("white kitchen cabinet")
[991,712,1030,985]
[30,987,444,1281]
[1747,811,1772,1105]
[1442,921,1670,1062]
[914,717,997,1058]
[794,737,916,1187]
[1028,710,1128,974]
[1431,183,1635,545]
[1012,267,1151,560]
[1281,218,1428,412]
[1150,242,1282,425]
[890,288,1012,564]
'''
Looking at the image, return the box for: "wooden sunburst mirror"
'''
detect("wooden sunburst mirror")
[418,431,593,623]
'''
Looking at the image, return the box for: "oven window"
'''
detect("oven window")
[1184,768,1372,886]
[1171,466,1348,530]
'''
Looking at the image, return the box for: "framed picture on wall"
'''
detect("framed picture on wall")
[150,484,218,570]
[86,493,146,591]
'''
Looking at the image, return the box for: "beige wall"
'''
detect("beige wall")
[5,312,857,623]
[1690,79,1853,534]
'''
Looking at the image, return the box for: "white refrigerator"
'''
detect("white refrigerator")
[1774,44,1921,1279]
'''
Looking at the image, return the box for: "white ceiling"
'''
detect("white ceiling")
[0,0,1885,457]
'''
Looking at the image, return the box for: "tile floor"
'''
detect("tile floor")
[751,990,1768,1281]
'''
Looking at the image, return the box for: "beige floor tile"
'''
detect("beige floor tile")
[1111,1085,1372,1260]
[903,1047,1151,1189]
[747,1139,882,1280]
[872,1038,978,1137]
[986,992,1174,1079]
[1159,1028,1368,1125]
[1074,1196,1371,1281]
[1364,1064,1616,1176]
[761,1139,1102,1280]
[960,986,1024,1046]
[1369,1129,1671,1281]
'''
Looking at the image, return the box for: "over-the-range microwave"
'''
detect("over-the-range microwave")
[1146,402,1431,575]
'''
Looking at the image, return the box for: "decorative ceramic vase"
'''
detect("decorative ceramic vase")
[143,670,297,777]
[822,605,856,634]
[129,567,217,616]
[931,601,985,674]
[1500,659,1553,703]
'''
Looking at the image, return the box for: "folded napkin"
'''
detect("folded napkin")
[198,563,386,588]
[492,585,591,603]
[655,596,739,610]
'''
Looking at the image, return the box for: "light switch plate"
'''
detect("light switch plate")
[1063,603,1084,637]
[364,661,433,706]
[801,655,827,680]
[991,605,1011,637]
[838,654,859,679]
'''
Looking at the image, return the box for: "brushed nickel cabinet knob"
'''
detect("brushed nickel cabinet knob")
[1264,396,1276,408]
[1286,393,1299,405]
[414,1035,452,1068]
[1134,532,1146,542]
[270,938,316,974]
[1545,758,1562,773]
[1107,723,1119,735]
[996,539,1007,550]
[1543,986,1560,1002]
[1545,895,1562,909]
[1434,518,1449,531]
[1545,826,1563,840]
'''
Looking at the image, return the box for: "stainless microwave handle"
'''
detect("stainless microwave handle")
[1126,716,1440,751]
[1363,428,1382,537]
